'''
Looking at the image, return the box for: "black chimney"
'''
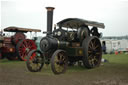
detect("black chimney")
[46,7,55,35]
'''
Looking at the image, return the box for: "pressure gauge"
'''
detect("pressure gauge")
[57,31,61,36]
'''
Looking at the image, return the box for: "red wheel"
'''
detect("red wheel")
[16,39,37,61]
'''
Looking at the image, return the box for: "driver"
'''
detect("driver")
[91,27,101,37]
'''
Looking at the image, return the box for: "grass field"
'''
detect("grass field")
[0,54,128,85]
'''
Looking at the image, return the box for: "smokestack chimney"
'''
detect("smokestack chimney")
[46,7,55,35]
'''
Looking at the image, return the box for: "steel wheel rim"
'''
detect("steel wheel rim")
[51,50,68,74]
[26,50,44,72]
[87,38,101,67]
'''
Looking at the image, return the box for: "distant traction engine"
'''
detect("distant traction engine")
[0,27,41,61]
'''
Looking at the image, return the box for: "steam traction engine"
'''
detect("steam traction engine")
[0,27,41,61]
[26,7,105,74]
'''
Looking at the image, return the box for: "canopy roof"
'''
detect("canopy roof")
[57,18,105,29]
[4,26,41,32]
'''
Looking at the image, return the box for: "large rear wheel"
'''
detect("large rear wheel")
[82,36,102,68]
[16,39,37,61]
[26,49,44,72]
[51,50,68,75]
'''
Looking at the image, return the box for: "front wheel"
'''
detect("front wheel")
[82,36,102,68]
[51,50,68,75]
[26,49,44,72]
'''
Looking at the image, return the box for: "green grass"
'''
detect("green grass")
[0,59,24,66]
[0,53,128,75]
[103,53,128,64]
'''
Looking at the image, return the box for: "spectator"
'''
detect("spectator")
[102,41,107,54]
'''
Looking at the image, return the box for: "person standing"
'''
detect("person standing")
[102,41,107,54]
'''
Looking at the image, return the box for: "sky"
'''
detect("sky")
[1,0,128,37]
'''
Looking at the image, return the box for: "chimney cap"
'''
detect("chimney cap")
[46,7,55,11]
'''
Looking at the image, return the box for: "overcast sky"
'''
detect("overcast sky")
[1,0,128,36]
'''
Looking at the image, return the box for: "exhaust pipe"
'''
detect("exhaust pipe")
[46,7,55,35]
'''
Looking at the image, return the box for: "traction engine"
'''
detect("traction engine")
[0,27,41,61]
[26,7,105,74]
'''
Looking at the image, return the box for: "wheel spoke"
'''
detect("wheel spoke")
[93,45,99,50]
[96,52,100,55]
[90,41,94,48]
[94,56,98,62]
[88,54,93,59]
[55,63,64,73]
[93,39,96,46]
[88,50,93,54]
[24,40,28,47]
